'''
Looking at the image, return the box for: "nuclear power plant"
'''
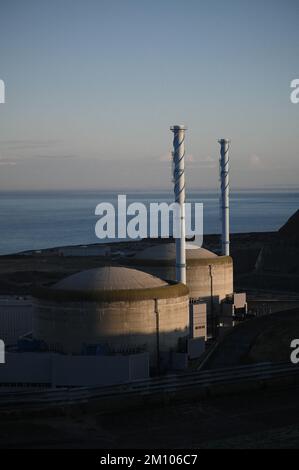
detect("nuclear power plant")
[125,243,234,333]
[33,266,190,363]
[0,126,248,388]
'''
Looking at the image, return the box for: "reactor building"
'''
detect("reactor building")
[124,243,233,318]
[32,266,190,364]
[0,127,247,388]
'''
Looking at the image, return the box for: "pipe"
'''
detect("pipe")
[154,298,160,373]
[218,138,230,256]
[170,125,187,284]
[209,264,216,338]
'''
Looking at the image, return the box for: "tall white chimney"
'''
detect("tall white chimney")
[218,138,230,256]
[171,125,187,284]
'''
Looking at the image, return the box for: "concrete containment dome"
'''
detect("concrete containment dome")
[123,243,233,318]
[134,243,218,262]
[54,266,168,291]
[32,266,190,361]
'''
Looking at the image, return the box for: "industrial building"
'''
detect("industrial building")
[0,297,33,345]
[0,351,149,387]
[32,266,190,366]
[0,126,246,388]
[124,243,233,319]
[57,244,110,257]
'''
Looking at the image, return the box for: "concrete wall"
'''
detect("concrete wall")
[0,297,33,345]
[129,260,233,316]
[0,352,52,384]
[0,352,149,386]
[33,295,190,363]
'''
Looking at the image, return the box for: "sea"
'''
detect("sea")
[0,190,298,256]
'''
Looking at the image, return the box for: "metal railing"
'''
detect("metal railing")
[0,362,298,411]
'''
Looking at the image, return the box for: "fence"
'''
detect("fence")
[0,361,298,411]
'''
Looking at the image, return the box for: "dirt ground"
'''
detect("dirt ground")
[1,385,299,449]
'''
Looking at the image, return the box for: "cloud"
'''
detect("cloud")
[34,154,77,160]
[190,155,216,168]
[0,139,62,150]
[159,153,194,162]
[159,153,216,169]
[159,153,172,162]
[0,159,17,166]
[197,155,215,163]
[0,154,77,163]
[249,154,263,168]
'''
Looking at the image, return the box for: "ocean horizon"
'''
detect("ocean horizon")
[0,189,299,256]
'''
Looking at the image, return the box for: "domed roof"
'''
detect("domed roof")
[54,266,168,291]
[134,243,218,261]
[33,266,189,302]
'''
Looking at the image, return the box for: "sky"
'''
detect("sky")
[0,0,298,190]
